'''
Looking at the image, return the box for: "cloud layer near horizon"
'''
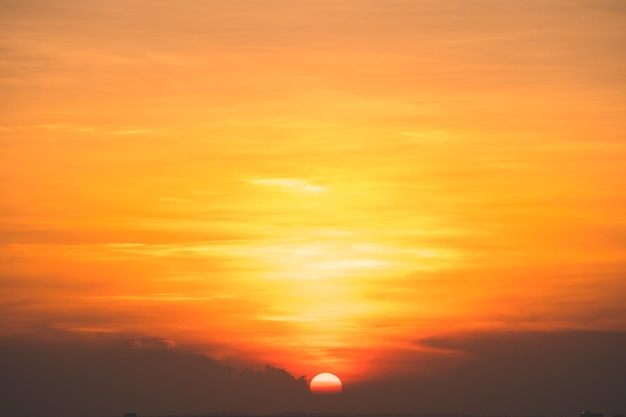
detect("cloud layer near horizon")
[1,329,625,416]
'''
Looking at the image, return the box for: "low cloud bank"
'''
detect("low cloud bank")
[1,329,625,416]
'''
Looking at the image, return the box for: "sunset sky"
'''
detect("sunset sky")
[1,1,626,416]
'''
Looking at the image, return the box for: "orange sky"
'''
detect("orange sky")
[1,0,626,383]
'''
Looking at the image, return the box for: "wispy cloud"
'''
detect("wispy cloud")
[0,124,153,135]
[95,293,220,302]
[400,130,451,143]
[247,177,327,193]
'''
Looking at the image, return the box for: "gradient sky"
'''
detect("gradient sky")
[1,1,626,416]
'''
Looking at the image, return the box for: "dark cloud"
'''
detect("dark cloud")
[2,329,625,416]
[131,337,176,351]
[0,330,309,417]
[340,330,626,416]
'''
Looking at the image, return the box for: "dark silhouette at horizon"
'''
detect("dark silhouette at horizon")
[1,328,625,417]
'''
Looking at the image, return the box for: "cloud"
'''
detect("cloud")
[0,124,153,135]
[248,177,327,193]
[400,330,626,416]
[2,328,626,416]
[400,129,451,143]
[131,337,176,351]
[0,330,311,416]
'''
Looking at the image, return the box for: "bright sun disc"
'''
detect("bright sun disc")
[309,372,342,394]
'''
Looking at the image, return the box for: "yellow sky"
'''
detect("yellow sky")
[1,0,626,381]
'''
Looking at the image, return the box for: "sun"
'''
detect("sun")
[309,372,342,394]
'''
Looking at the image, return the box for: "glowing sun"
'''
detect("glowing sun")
[309,372,342,394]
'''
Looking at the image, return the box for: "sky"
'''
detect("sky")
[1,0,626,416]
